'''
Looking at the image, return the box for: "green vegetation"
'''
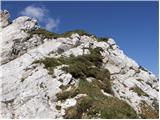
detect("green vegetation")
[63,79,137,119]
[64,107,78,119]
[29,28,59,39]
[33,57,62,69]
[139,66,148,72]
[34,47,112,96]
[28,28,111,44]
[28,28,93,39]
[33,47,137,119]
[62,59,109,80]
[33,57,62,74]
[61,47,105,79]
[131,86,148,97]
[137,79,144,82]
[33,47,105,76]
[77,96,93,113]
[56,87,79,101]
[64,96,93,119]
[97,37,109,42]
[140,101,159,119]
[34,47,112,93]
[55,105,61,110]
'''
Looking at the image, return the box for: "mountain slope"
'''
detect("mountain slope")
[0,10,159,119]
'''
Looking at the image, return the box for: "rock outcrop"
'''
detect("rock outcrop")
[0,10,10,28]
[0,10,159,119]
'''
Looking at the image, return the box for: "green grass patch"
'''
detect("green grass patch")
[64,79,137,119]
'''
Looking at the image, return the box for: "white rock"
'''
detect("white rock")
[86,77,95,83]
[107,38,116,45]
[101,90,113,97]
[63,46,90,57]
[93,41,109,49]
[61,98,77,109]
[104,63,121,74]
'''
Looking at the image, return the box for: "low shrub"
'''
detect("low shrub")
[95,68,110,80]
[56,88,79,101]
[55,105,61,110]
[95,80,113,94]
[33,57,61,68]
[56,91,71,101]
[64,107,78,119]
[77,96,93,113]
[62,63,87,79]
[29,28,59,39]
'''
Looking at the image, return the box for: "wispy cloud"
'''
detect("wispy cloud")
[20,5,60,31]
[45,18,60,32]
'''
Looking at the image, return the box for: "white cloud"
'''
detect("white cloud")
[20,6,45,21]
[20,5,59,31]
[45,18,60,31]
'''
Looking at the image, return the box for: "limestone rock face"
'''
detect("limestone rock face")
[0,10,159,119]
[0,10,10,28]
[0,14,38,65]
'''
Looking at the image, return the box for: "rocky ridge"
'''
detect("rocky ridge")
[0,10,159,119]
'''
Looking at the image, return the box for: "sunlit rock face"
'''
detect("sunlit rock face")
[0,10,159,119]
[0,10,10,28]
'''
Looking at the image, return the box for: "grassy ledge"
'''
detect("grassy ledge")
[28,28,109,42]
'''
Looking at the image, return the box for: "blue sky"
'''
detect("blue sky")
[2,1,159,76]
